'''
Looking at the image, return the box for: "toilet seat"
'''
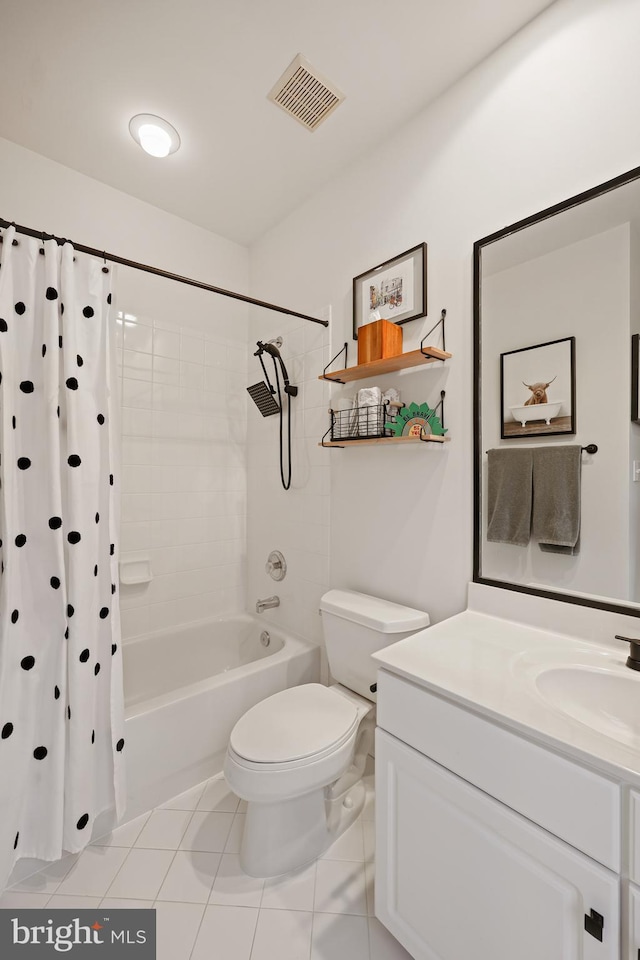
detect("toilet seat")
[229,683,359,767]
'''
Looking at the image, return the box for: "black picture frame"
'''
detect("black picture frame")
[632,334,640,423]
[499,337,576,440]
[352,242,427,340]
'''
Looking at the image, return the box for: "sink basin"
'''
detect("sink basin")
[535,666,640,746]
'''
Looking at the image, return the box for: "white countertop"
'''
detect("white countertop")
[372,608,640,787]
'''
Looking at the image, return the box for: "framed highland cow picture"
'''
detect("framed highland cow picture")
[500,336,575,439]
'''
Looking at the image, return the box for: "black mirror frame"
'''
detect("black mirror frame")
[473,162,640,619]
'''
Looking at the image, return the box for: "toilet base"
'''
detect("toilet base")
[239,779,366,878]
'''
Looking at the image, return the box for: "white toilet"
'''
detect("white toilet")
[224,589,430,877]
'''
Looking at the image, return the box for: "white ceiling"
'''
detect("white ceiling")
[0,0,556,246]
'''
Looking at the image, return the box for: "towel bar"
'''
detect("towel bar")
[485,444,598,454]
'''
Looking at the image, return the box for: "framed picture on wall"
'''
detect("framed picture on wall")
[500,336,576,439]
[352,242,427,339]
[632,334,640,422]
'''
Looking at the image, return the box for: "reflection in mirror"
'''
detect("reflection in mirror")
[474,166,640,615]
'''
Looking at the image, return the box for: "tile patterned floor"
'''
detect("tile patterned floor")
[0,766,411,960]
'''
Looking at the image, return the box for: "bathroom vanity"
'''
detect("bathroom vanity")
[372,585,640,960]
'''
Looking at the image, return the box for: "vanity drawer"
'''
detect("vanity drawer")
[631,792,640,884]
[377,669,621,871]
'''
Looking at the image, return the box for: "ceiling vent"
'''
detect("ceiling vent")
[268,54,344,131]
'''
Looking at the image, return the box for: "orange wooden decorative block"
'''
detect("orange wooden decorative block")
[357,319,403,365]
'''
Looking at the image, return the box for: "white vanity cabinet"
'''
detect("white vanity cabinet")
[375,670,623,960]
[630,883,640,960]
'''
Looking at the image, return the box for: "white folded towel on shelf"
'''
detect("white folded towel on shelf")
[356,386,382,436]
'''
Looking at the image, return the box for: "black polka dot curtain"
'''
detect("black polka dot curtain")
[0,226,125,887]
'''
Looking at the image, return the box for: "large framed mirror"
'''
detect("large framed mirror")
[474,164,640,617]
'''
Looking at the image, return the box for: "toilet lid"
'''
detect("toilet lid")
[229,684,359,764]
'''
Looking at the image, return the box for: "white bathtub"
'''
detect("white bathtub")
[122,615,320,818]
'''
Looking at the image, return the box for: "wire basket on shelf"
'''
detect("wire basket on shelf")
[329,402,388,441]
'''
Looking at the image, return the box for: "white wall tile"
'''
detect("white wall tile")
[181,334,204,363]
[123,350,153,381]
[180,360,203,389]
[153,355,180,386]
[122,378,153,409]
[120,606,150,640]
[154,329,180,359]
[118,312,248,638]
[124,322,153,354]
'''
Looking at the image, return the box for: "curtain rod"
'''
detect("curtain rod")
[0,218,329,328]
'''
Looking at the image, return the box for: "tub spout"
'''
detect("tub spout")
[256,595,280,613]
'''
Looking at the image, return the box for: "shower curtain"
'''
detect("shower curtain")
[0,225,125,890]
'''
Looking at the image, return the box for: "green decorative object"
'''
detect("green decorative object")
[385,401,447,438]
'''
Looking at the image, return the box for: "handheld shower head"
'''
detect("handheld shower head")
[249,336,296,491]
[254,340,298,396]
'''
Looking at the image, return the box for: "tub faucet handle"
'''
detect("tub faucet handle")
[256,595,280,614]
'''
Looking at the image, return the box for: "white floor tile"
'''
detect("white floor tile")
[105,848,175,900]
[191,904,258,960]
[224,814,246,853]
[320,821,364,861]
[251,908,313,960]
[156,851,221,904]
[154,900,206,960]
[362,821,375,862]
[311,912,369,960]
[179,811,235,853]
[208,854,264,908]
[260,861,316,912]
[7,858,52,887]
[0,891,51,908]
[134,809,193,850]
[55,846,130,898]
[100,898,155,909]
[314,860,367,916]
[364,861,375,917]
[93,812,151,848]
[160,782,207,811]
[197,776,240,813]
[47,895,102,908]
[361,776,375,821]
[238,799,248,813]
[368,917,413,960]
[10,853,79,894]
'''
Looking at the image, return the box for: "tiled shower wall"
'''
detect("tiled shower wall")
[115,308,248,640]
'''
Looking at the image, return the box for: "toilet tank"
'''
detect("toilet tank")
[319,589,430,701]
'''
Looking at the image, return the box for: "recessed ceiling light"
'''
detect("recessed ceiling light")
[129,114,180,158]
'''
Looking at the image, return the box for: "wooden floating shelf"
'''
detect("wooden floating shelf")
[320,434,450,448]
[319,346,452,384]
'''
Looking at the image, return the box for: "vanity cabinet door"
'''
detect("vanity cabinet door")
[630,883,640,960]
[375,729,620,960]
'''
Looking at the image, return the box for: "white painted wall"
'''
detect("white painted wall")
[249,0,640,624]
[481,225,630,599]
[0,138,251,637]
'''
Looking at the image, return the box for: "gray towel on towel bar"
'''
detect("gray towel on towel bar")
[486,448,533,546]
[532,445,581,551]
